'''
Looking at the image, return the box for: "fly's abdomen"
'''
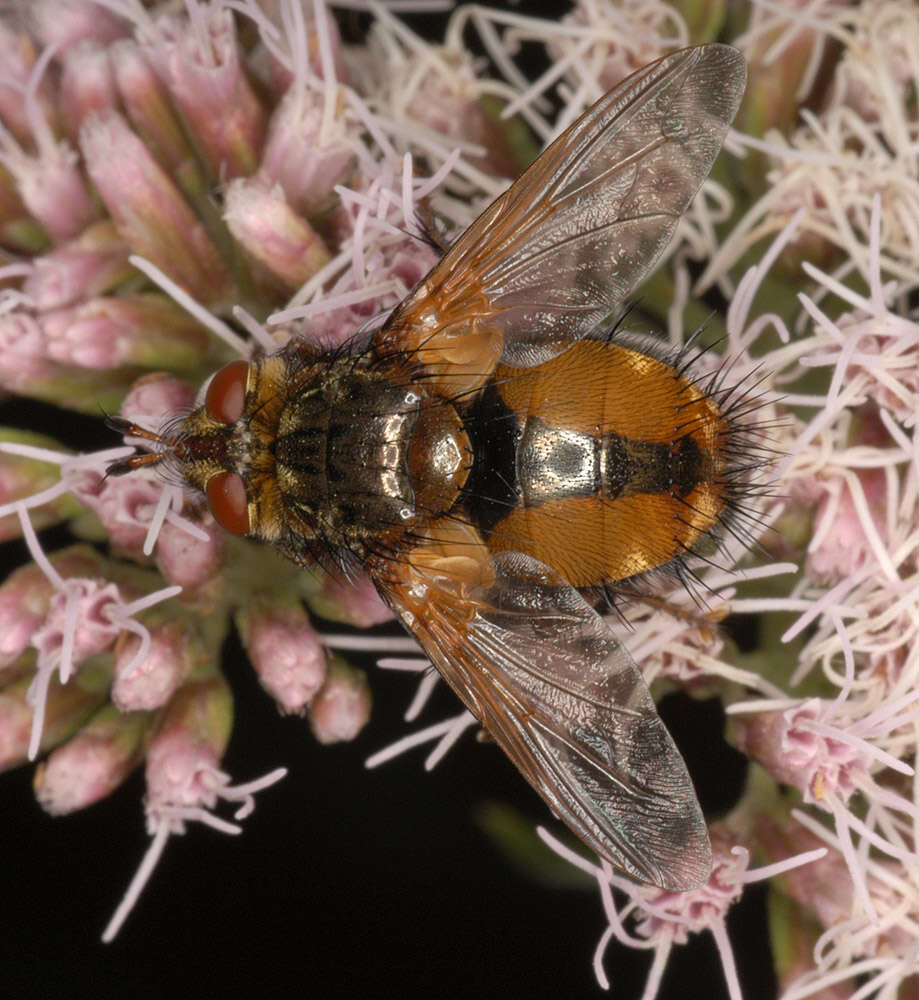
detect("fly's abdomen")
[463,338,733,589]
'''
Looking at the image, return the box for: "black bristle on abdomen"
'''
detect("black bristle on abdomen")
[460,383,521,537]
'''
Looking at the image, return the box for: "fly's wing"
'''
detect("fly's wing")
[376,541,711,890]
[378,44,746,376]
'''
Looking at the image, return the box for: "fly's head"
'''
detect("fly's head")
[107,352,298,546]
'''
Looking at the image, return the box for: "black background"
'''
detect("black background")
[3,622,770,1000]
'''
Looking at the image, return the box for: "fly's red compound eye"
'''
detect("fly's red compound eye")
[205,360,249,424]
[206,470,250,536]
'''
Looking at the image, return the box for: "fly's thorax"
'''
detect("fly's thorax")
[268,356,471,557]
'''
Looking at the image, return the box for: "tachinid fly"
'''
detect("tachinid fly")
[111,44,752,891]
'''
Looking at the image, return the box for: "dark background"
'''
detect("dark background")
[3,623,769,1000]
[2,3,775,998]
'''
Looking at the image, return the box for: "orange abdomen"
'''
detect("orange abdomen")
[461,339,732,589]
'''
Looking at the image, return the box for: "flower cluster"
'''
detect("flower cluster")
[1,0,919,997]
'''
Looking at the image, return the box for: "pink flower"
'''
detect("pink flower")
[144,677,232,814]
[58,41,119,143]
[119,372,196,425]
[145,6,266,179]
[2,3,916,993]
[300,198,439,348]
[305,569,395,628]
[734,698,869,805]
[30,0,128,55]
[543,825,826,998]
[31,577,123,668]
[112,618,198,712]
[807,469,888,579]
[34,704,148,815]
[258,87,355,214]
[309,658,371,744]
[100,674,285,941]
[236,596,327,715]
[223,179,331,291]
[153,517,225,590]
[70,468,162,555]
[79,109,230,303]
[22,219,131,310]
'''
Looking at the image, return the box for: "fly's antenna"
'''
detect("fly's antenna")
[104,416,179,477]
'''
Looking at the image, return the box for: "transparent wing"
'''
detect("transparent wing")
[380,44,746,370]
[377,548,711,890]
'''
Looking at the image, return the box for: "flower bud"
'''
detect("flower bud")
[738,31,831,145]
[0,315,140,411]
[59,41,119,145]
[733,13,839,198]
[0,428,81,542]
[33,703,149,815]
[0,664,108,772]
[0,312,51,388]
[0,564,53,673]
[12,139,101,244]
[223,180,330,292]
[22,219,132,310]
[0,163,46,254]
[79,110,230,304]
[308,656,371,745]
[147,8,266,180]
[0,675,39,771]
[40,293,212,372]
[770,893,852,1000]
[236,595,326,714]
[145,674,233,810]
[110,40,208,204]
[119,372,196,426]
[753,816,853,931]
[112,615,202,712]
[153,517,226,591]
[303,568,394,628]
[0,545,102,671]
[0,23,54,147]
[257,88,355,215]
[30,0,129,55]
